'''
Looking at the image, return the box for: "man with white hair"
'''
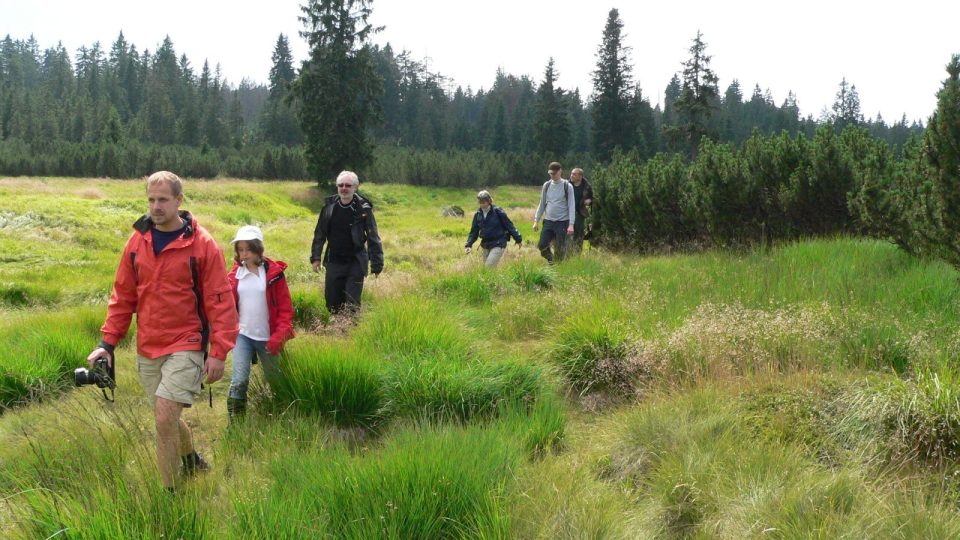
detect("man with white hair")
[464,190,523,267]
[310,171,384,315]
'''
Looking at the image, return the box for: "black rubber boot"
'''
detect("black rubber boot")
[227,398,247,424]
[181,451,209,476]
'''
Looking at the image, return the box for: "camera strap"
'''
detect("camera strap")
[102,387,115,403]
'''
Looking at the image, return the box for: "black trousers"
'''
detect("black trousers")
[570,215,587,254]
[537,219,569,263]
[324,260,365,314]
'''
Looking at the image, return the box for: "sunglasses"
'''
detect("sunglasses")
[336,183,354,188]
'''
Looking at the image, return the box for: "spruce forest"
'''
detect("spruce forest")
[0,15,925,182]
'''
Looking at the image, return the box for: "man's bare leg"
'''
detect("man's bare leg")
[155,397,184,489]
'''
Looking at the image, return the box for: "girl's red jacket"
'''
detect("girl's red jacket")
[227,257,295,355]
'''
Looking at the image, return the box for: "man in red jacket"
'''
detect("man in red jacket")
[87,171,238,491]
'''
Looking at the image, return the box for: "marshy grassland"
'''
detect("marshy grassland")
[4,177,960,538]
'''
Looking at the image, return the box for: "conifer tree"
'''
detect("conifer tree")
[292,0,383,183]
[831,77,863,129]
[924,55,960,257]
[533,58,570,156]
[671,30,719,158]
[260,34,301,145]
[591,8,636,162]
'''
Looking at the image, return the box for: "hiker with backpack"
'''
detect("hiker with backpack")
[532,162,576,264]
[464,190,523,267]
[568,167,594,254]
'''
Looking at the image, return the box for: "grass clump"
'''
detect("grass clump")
[229,422,520,539]
[355,297,473,363]
[428,270,500,305]
[2,396,213,539]
[267,337,386,428]
[598,385,960,537]
[508,260,555,291]
[384,357,548,424]
[290,288,329,328]
[0,282,61,307]
[549,301,647,397]
[1,307,106,409]
[832,367,960,467]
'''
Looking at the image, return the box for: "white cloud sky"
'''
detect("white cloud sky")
[2,0,956,123]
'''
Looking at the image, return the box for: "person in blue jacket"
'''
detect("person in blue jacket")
[464,190,523,267]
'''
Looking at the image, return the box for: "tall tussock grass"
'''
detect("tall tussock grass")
[508,260,555,291]
[354,297,473,363]
[595,384,960,537]
[267,338,386,428]
[384,357,548,423]
[549,302,645,397]
[2,395,212,539]
[741,370,960,474]
[832,367,960,467]
[1,306,107,409]
[229,422,520,539]
[429,270,502,305]
[269,297,554,429]
[290,288,329,328]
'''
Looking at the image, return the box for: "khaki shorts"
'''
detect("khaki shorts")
[137,351,205,407]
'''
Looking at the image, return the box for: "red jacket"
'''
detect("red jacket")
[101,211,239,361]
[227,257,295,355]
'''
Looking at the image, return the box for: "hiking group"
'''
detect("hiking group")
[84,162,588,491]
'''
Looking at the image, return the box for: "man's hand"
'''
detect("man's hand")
[204,357,225,384]
[532,222,539,232]
[566,224,575,235]
[465,246,472,254]
[87,348,113,368]
[311,260,322,273]
[584,198,592,207]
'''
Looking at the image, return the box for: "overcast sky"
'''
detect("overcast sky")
[3,1,956,123]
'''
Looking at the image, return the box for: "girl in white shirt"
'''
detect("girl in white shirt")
[226,225,295,421]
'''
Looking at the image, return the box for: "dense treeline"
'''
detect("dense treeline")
[0,138,590,187]
[0,18,925,181]
[0,138,308,179]
[590,55,960,274]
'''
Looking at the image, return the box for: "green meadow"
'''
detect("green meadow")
[4,177,960,537]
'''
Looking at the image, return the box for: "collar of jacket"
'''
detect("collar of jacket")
[230,257,288,283]
[325,193,373,211]
[132,210,196,237]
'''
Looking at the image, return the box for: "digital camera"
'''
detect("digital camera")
[75,357,115,391]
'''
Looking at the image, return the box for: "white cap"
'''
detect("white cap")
[231,225,263,244]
